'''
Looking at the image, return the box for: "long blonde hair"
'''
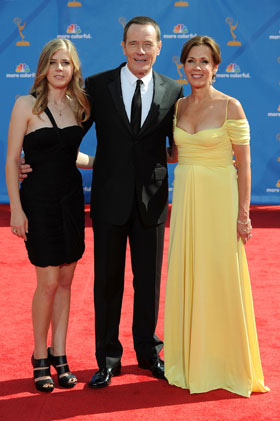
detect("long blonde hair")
[30,38,90,125]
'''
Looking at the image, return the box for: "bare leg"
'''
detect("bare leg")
[51,262,76,355]
[32,266,60,385]
[50,262,77,384]
[33,266,60,358]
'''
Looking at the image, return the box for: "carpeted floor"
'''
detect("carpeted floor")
[0,204,279,420]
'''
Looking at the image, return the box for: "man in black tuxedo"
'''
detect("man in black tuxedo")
[85,16,183,388]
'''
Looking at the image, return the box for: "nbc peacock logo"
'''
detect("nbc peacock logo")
[174,24,188,34]
[267,106,280,117]
[266,182,280,192]
[226,63,240,73]
[57,23,91,40]
[6,62,35,78]
[164,24,196,39]
[269,28,280,40]
[67,24,82,34]
[16,63,30,73]
[216,63,250,79]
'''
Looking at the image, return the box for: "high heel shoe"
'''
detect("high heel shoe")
[48,347,77,388]
[31,355,54,393]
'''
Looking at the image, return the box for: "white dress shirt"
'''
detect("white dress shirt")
[120,64,153,127]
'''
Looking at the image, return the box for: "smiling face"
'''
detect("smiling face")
[183,45,218,88]
[46,48,74,90]
[121,24,162,78]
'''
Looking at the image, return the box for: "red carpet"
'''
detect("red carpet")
[0,204,279,420]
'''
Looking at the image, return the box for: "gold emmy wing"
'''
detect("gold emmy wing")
[164,98,269,397]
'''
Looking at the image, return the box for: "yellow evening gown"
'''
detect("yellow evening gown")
[164,99,269,397]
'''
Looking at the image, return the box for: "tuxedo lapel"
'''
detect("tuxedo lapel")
[107,67,169,137]
[140,71,166,135]
[107,65,133,133]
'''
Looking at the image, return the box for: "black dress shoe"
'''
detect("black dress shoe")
[138,358,166,380]
[88,365,121,389]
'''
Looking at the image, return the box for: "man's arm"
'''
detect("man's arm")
[19,151,95,182]
[82,77,95,135]
[166,85,184,163]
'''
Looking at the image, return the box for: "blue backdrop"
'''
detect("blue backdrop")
[1,0,280,204]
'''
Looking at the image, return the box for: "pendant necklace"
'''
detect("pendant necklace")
[49,99,68,116]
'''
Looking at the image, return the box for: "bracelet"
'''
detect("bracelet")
[237,218,251,225]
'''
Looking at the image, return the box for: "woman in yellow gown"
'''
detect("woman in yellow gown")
[164,36,269,397]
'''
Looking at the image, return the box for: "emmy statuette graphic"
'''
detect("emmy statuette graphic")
[118,17,127,45]
[14,17,30,46]
[226,17,241,46]
[172,56,188,85]
[277,134,280,162]
[67,1,82,6]
[118,17,127,29]
[174,1,189,6]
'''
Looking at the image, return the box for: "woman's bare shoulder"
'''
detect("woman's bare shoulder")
[13,94,35,113]
[177,96,189,115]
[16,94,35,106]
[226,96,246,119]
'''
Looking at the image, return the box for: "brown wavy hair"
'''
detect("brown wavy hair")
[30,38,90,125]
[180,35,221,66]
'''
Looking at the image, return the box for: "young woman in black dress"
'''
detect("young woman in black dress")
[6,38,92,392]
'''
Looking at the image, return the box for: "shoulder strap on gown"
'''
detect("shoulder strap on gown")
[44,107,58,129]
[175,97,184,118]
[225,97,230,121]
[30,91,58,129]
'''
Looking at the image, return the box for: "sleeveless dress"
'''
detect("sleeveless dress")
[20,107,85,267]
[164,99,269,397]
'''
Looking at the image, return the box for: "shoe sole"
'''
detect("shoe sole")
[88,379,111,389]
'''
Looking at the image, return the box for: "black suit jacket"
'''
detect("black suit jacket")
[85,63,183,226]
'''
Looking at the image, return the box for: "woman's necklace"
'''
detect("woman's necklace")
[48,98,69,116]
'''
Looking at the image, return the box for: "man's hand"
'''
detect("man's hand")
[19,156,32,182]
[166,146,178,164]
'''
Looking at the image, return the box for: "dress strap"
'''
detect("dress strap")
[30,91,58,129]
[44,107,58,129]
[225,97,230,121]
[174,97,184,118]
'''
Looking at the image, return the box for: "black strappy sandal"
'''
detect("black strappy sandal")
[48,347,77,388]
[31,355,54,393]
